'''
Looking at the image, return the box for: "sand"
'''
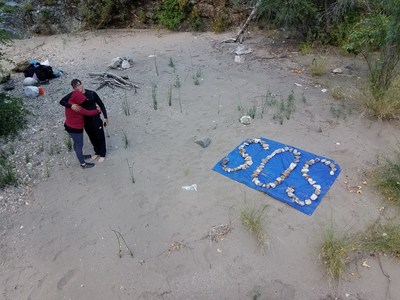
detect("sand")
[1,29,400,300]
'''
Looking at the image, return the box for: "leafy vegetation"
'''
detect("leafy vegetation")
[319,226,350,279]
[372,150,400,207]
[361,222,400,257]
[0,151,17,188]
[0,93,30,139]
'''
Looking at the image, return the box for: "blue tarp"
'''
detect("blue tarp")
[212,138,341,215]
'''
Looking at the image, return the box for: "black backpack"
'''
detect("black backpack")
[23,63,55,81]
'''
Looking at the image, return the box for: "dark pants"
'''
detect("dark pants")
[68,132,84,164]
[84,116,106,157]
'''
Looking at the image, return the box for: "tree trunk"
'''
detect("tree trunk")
[222,0,262,43]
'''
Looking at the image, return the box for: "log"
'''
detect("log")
[88,72,140,90]
[222,0,261,44]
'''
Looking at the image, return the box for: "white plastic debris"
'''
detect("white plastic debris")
[321,88,328,93]
[294,83,302,87]
[234,55,244,63]
[182,184,197,191]
[240,115,251,125]
[24,86,39,98]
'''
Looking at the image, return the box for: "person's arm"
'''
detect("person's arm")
[91,91,108,119]
[60,92,82,112]
[59,93,72,108]
[78,107,100,117]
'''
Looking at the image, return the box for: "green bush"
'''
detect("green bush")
[79,0,136,29]
[213,9,231,33]
[157,0,191,30]
[0,152,17,188]
[0,93,30,139]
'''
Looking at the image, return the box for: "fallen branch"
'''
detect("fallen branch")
[88,72,140,91]
[221,0,261,44]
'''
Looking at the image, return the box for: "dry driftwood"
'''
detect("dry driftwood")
[222,0,261,44]
[88,72,140,91]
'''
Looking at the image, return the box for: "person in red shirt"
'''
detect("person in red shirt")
[64,90,100,169]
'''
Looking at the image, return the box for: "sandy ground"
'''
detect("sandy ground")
[1,29,400,300]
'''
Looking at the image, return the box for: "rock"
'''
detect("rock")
[332,68,342,74]
[108,57,122,69]
[195,138,211,148]
[121,60,131,69]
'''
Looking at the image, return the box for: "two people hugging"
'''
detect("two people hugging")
[60,79,109,169]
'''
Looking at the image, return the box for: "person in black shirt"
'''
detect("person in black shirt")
[60,79,108,162]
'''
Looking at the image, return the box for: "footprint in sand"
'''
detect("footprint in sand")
[57,269,78,290]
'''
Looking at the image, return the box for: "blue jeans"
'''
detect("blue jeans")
[68,132,84,165]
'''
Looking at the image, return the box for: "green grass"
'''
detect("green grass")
[319,227,350,279]
[240,203,268,253]
[361,222,400,257]
[364,75,400,120]
[373,150,400,207]
[0,152,18,188]
[309,57,328,77]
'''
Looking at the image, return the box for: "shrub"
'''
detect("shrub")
[0,151,18,188]
[157,0,191,30]
[212,9,231,33]
[0,93,30,139]
[373,148,400,206]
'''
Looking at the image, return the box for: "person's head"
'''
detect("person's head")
[71,79,84,92]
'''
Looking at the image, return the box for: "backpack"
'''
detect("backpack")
[35,65,55,81]
[23,63,55,81]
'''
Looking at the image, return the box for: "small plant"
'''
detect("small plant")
[0,93,30,139]
[298,42,312,54]
[319,226,350,279]
[193,68,202,85]
[247,103,256,119]
[122,130,129,149]
[152,82,158,110]
[272,92,296,125]
[309,57,328,77]
[153,52,159,76]
[240,203,268,253]
[168,57,175,69]
[126,159,135,183]
[372,149,400,207]
[331,86,344,100]
[167,84,172,106]
[174,75,181,88]
[178,88,182,113]
[330,103,347,120]
[64,134,72,152]
[48,142,61,155]
[25,152,30,164]
[285,91,296,119]
[361,222,400,257]
[0,152,18,188]
[22,2,34,13]
[45,162,50,178]
[122,91,130,116]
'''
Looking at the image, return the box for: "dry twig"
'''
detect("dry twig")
[88,72,140,91]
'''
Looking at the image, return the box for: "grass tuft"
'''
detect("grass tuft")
[240,203,268,253]
[373,150,400,207]
[361,222,400,257]
[319,227,350,279]
[309,57,328,77]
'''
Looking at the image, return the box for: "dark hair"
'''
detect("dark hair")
[71,79,81,89]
